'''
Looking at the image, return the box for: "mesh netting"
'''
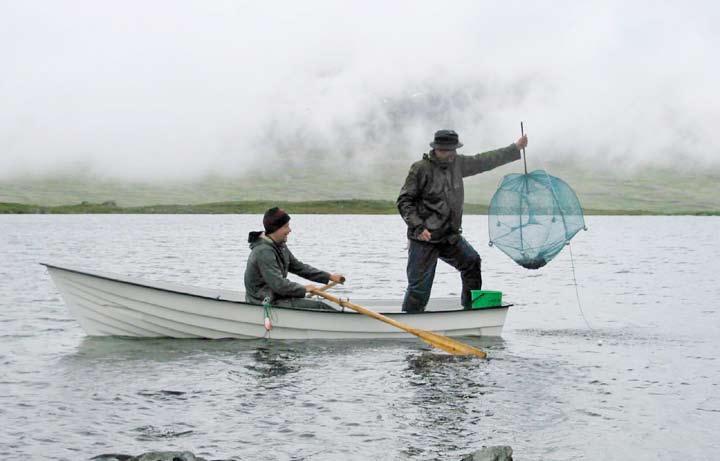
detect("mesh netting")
[488,170,586,269]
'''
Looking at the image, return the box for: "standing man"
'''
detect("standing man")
[244,207,345,309]
[397,129,528,312]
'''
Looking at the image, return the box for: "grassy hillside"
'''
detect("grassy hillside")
[0,200,399,214]
[1,161,719,213]
[1,199,717,215]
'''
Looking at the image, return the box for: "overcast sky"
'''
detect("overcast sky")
[1,0,718,179]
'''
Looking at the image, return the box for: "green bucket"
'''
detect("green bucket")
[470,290,502,309]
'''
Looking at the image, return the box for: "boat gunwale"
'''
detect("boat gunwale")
[41,263,511,315]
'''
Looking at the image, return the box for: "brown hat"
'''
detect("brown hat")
[263,207,290,234]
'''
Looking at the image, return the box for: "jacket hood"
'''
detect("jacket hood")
[248,231,270,248]
[248,231,285,250]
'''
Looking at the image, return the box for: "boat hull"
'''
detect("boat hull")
[44,264,509,339]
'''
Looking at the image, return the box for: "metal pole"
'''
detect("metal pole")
[518,121,527,257]
[521,121,528,175]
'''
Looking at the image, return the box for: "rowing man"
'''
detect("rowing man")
[244,207,345,310]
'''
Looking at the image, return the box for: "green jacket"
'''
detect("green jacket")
[244,231,330,304]
[397,144,521,243]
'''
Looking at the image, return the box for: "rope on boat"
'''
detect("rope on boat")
[262,297,277,336]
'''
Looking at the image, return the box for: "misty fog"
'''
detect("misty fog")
[2,0,718,180]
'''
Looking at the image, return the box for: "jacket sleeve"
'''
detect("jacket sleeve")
[459,143,521,177]
[256,246,307,298]
[396,163,425,235]
[287,250,330,284]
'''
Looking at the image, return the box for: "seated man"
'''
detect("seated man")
[244,207,344,310]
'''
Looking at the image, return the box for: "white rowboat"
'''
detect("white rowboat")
[43,263,509,339]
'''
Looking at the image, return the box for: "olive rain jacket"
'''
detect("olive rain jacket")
[397,144,521,243]
[244,231,330,304]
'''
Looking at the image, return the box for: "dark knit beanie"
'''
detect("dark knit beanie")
[263,207,291,234]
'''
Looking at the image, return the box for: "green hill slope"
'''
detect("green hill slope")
[1,161,718,214]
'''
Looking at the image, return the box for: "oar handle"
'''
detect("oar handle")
[307,278,345,297]
[308,289,410,329]
[318,280,340,292]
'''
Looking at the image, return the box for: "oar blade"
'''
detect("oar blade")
[416,330,487,358]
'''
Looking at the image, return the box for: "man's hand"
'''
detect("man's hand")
[418,229,432,241]
[305,284,319,293]
[329,273,345,284]
[515,134,528,150]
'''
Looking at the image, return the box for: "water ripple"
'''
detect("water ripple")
[1,215,719,459]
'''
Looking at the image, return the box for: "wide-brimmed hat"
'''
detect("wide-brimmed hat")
[429,129,463,149]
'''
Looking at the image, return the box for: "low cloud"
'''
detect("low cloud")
[2,0,718,180]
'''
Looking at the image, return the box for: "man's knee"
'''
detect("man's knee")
[457,250,481,274]
[470,253,482,272]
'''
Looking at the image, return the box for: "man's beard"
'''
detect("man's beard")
[432,150,456,166]
[435,155,455,167]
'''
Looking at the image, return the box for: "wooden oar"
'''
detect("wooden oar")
[307,288,487,358]
[317,280,340,292]
[306,280,341,298]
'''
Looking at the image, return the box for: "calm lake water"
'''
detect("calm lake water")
[1,214,719,460]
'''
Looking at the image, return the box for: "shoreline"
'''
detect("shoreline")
[1,200,717,216]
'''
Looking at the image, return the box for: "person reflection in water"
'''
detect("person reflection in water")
[244,207,344,310]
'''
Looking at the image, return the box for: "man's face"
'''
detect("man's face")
[269,222,292,243]
[434,148,457,161]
